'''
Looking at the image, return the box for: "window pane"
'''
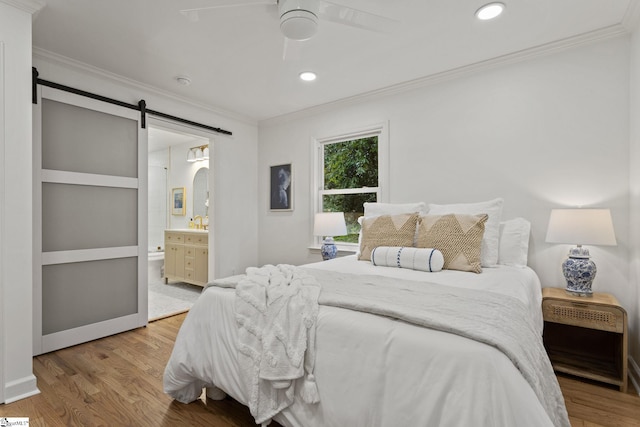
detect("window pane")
[323,193,376,243]
[324,137,378,190]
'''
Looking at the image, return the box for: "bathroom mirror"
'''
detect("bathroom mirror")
[192,167,209,219]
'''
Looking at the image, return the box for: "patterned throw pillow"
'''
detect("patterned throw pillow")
[416,213,488,273]
[358,213,419,261]
[427,198,503,267]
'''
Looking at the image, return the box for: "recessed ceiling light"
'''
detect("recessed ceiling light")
[299,71,317,82]
[476,3,504,20]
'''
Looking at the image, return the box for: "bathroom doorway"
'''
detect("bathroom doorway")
[147,124,210,320]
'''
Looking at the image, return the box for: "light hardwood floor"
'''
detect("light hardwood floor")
[559,375,640,426]
[1,313,639,426]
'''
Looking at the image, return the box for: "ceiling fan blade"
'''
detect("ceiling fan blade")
[317,0,399,33]
[179,0,276,21]
[282,37,304,61]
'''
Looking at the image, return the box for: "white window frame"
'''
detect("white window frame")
[311,122,389,250]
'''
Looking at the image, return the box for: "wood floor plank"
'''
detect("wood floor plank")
[558,375,640,427]
[0,313,270,427]
[2,312,639,426]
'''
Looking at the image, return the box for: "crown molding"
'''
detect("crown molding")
[32,47,257,127]
[0,0,44,15]
[260,24,628,128]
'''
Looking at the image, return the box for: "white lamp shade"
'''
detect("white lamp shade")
[545,209,617,246]
[314,212,347,237]
[187,149,196,162]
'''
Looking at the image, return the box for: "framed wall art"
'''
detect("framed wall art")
[172,187,186,216]
[270,163,293,211]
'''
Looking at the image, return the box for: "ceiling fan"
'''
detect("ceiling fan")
[180,0,398,58]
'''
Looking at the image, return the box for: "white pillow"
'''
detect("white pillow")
[427,198,503,267]
[498,218,531,267]
[364,202,427,217]
[371,246,444,272]
[356,216,365,257]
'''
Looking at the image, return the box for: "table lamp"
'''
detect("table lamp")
[314,212,347,260]
[545,208,617,296]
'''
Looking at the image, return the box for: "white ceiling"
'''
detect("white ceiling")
[32,0,638,123]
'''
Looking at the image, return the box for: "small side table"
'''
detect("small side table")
[542,287,628,392]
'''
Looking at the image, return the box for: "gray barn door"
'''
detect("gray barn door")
[33,87,147,355]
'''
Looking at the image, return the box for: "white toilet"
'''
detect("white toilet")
[148,251,164,283]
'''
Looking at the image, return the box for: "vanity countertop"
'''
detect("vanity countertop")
[166,228,208,234]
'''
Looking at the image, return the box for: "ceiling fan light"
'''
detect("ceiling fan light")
[476,3,505,20]
[280,9,318,41]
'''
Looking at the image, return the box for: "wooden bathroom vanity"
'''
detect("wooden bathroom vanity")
[164,229,209,287]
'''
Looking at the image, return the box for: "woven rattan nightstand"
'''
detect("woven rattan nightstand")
[542,287,628,392]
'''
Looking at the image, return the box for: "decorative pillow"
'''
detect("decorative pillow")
[416,213,488,273]
[427,198,503,268]
[358,213,419,261]
[498,218,531,267]
[371,246,444,272]
[357,202,426,258]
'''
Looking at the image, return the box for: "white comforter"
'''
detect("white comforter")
[164,256,568,427]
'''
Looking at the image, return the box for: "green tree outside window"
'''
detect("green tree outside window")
[321,137,378,243]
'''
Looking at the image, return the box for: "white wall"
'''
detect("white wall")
[258,36,635,367]
[0,0,42,403]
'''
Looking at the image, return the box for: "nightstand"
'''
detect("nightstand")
[542,287,628,392]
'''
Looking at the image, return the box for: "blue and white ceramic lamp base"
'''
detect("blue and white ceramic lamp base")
[562,246,596,297]
[321,237,338,260]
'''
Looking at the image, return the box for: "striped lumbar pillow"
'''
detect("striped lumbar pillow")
[371,246,444,272]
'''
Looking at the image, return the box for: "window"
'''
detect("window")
[314,123,388,246]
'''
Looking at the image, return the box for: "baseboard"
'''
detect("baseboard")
[629,356,640,395]
[3,374,39,404]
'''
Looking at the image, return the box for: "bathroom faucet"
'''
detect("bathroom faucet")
[194,215,203,229]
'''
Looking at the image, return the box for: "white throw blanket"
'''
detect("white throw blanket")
[234,264,321,425]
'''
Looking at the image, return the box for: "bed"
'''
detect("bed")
[163,200,571,427]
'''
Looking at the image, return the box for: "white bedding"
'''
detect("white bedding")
[309,255,545,336]
[164,256,567,427]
